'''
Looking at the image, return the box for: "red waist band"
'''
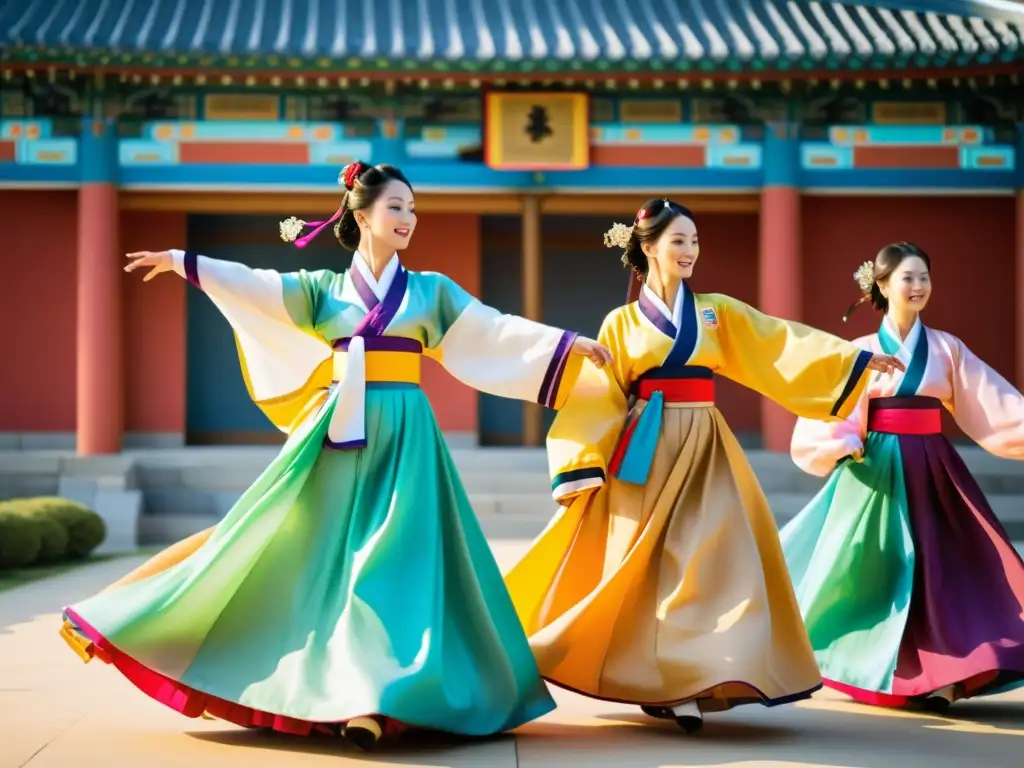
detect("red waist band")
[636,378,715,403]
[867,408,942,435]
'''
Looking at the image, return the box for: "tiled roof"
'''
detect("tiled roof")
[2,0,1022,74]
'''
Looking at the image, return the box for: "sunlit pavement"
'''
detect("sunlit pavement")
[2,541,1022,768]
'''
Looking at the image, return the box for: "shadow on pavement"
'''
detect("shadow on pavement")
[187,727,514,764]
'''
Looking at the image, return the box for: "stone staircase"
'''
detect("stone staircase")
[1,445,1023,546]
[0,453,144,554]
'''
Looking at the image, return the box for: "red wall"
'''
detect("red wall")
[2,192,1015,443]
[0,191,78,430]
[0,195,477,438]
[121,210,188,434]
[0,191,189,435]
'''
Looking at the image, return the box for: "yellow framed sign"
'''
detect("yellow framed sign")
[484,92,590,171]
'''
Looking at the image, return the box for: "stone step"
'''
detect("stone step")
[6,446,1024,541]
[130,452,1024,497]
[138,491,1024,546]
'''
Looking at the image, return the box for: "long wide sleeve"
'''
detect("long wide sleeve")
[790,391,870,477]
[944,333,1024,460]
[427,274,583,409]
[171,250,336,432]
[714,294,873,422]
[545,311,630,503]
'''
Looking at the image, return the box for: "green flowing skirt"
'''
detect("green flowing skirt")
[63,383,555,735]
[781,432,915,698]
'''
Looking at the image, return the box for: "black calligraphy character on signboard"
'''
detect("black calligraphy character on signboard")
[524,105,553,143]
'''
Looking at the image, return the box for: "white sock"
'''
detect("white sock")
[671,701,702,718]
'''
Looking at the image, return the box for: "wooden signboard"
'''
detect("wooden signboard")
[484,92,589,171]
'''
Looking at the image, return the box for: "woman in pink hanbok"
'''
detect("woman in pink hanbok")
[781,241,1024,711]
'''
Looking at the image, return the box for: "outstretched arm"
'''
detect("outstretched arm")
[714,294,901,421]
[426,274,611,409]
[126,249,335,432]
[791,390,870,476]
[945,333,1024,460]
[545,311,632,503]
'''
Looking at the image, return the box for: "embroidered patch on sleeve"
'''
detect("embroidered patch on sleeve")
[701,307,719,329]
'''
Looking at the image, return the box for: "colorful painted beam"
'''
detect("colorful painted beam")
[802,124,1016,171]
[405,125,481,160]
[1,119,1018,188]
[121,120,765,171]
[0,119,77,166]
[120,120,371,166]
[589,124,762,169]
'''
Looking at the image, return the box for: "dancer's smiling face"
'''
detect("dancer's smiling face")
[354,179,417,254]
[879,254,931,315]
[642,212,699,281]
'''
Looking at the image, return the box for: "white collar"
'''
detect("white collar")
[642,282,685,328]
[881,314,922,365]
[352,252,400,301]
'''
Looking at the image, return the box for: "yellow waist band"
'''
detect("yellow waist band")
[333,350,422,384]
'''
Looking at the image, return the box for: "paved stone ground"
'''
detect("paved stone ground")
[2,542,1023,768]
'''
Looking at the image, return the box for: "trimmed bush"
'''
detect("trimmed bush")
[0,497,106,560]
[0,512,43,569]
[31,513,71,563]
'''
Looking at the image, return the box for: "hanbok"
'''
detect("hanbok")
[782,315,1024,707]
[505,281,874,713]
[60,249,584,736]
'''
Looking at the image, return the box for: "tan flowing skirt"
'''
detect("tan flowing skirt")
[504,400,822,712]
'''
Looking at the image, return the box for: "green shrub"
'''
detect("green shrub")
[0,497,106,560]
[31,513,70,563]
[0,512,43,569]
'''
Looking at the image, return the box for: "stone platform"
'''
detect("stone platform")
[3,542,1024,768]
[1,445,1023,546]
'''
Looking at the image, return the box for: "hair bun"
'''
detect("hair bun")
[340,162,367,190]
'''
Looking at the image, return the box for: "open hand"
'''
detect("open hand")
[124,250,174,281]
[866,353,905,377]
[571,337,613,369]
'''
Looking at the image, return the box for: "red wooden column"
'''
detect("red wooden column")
[758,122,802,452]
[76,117,123,455]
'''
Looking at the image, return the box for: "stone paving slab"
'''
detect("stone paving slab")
[2,544,1024,767]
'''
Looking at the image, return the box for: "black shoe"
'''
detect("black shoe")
[343,716,382,751]
[675,715,704,734]
[921,695,951,714]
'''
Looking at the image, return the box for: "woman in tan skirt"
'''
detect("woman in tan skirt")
[504,198,903,733]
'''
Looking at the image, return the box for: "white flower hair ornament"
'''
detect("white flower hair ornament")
[853,260,876,293]
[603,222,635,250]
[279,216,306,243]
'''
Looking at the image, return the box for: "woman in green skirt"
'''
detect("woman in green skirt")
[60,161,610,751]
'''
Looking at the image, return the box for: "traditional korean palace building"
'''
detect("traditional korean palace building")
[2,0,1023,454]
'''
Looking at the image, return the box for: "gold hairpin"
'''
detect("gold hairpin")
[853,261,875,293]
